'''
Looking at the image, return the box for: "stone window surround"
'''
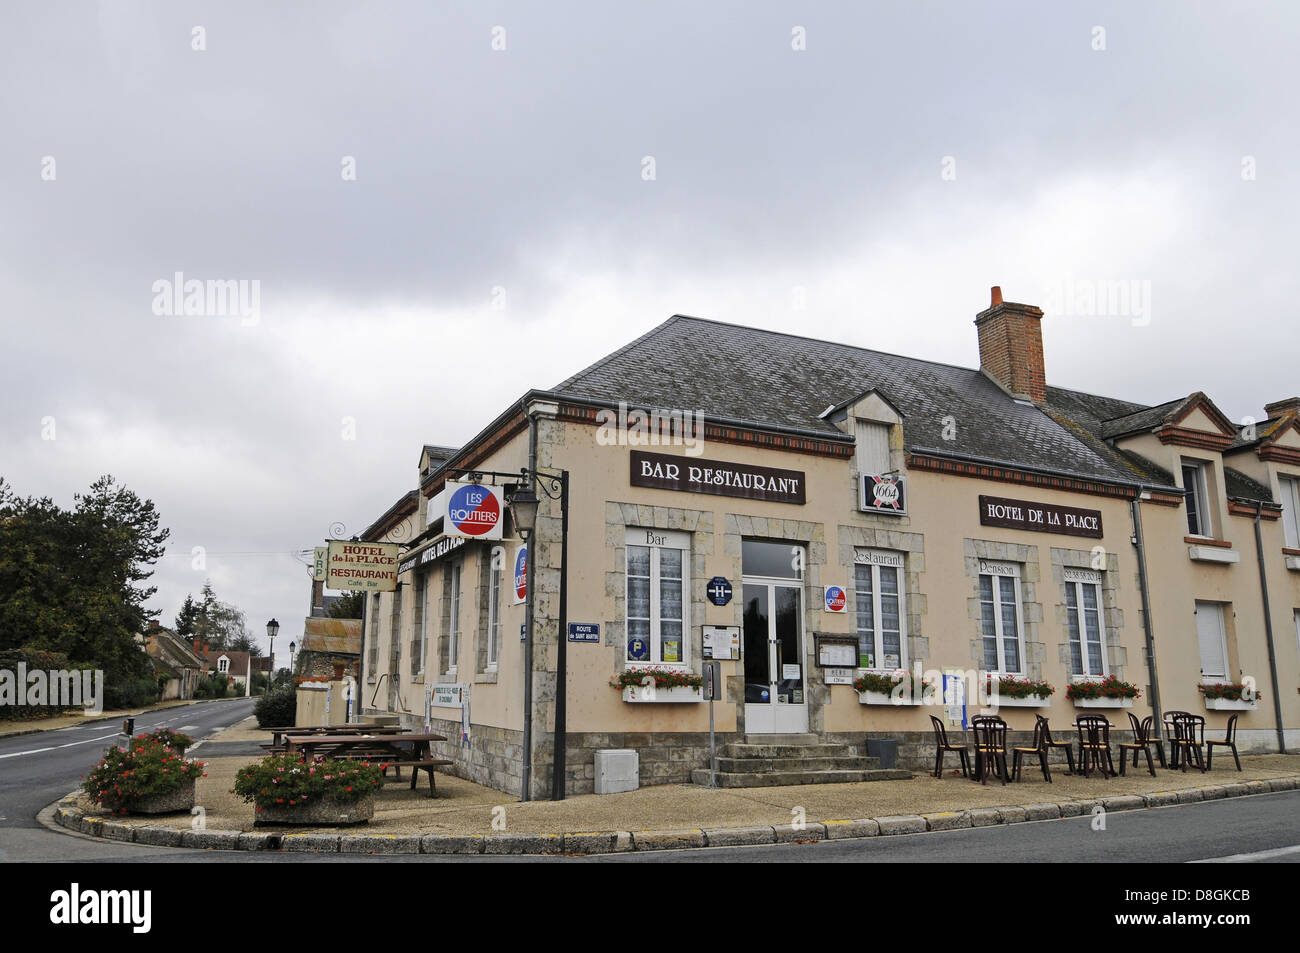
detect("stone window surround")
[838,525,928,671]
[1049,547,1127,680]
[963,538,1045,679]
[438,558,464,678]
[474,544,501,684]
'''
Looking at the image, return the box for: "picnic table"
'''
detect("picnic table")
[282,732,451,797]
[267,724,405,749]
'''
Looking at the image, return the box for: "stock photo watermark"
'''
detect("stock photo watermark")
[152,272,261,326]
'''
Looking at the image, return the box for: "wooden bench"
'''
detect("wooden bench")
[385,758,453,796]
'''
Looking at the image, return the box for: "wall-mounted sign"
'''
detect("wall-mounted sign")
[702,625,740,660]
[326,540,400,592]
[631,450,805,505]
[441,481,504,540]
[854,548,904,567]
[397,534,466,574]
[824,586,847,612]
[824,668,855,685]
[512,544,528,604]
[782,663,801,680]
[860,474,907,515]
[815,634,859,668]
[706,577,733,606]
[979,494,1103,539]
[313,546,328,581]
[1063,566,1102,584]
[431,683,466,708]
[627,636,650,661]
[568,622,600,643]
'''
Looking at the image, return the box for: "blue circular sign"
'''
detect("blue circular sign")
[627,637,649,661]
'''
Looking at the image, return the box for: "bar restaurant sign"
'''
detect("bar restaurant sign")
[326,540,401,591]
[978,495,1103,539]
[630,450,805,504]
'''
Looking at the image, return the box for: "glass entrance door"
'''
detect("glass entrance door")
[742,581,807,733]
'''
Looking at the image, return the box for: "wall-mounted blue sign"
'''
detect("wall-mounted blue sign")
[707,577,733,606]
[568,622,600,643]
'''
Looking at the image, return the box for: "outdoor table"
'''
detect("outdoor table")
[271,725,405,748]
[283,731,448,762]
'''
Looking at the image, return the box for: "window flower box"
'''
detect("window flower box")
[1203,697,1257,711]
[984,695,1052,708]
[614,668,704,703]
[857,690,923,706]
[621,685,703,703]
[1072,697,1134,709]
[981,675,1055,708]
[854,670,924,705]
[1065,675,1140,707]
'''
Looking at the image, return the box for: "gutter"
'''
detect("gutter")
[520,397,538,802]
[909,446,1183,497]
[1252,500,1287,753]
[1129,486,1163,739]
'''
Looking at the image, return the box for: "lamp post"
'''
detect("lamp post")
[506,468,569,801]
[266,618,279,695]
[289,640,296,682]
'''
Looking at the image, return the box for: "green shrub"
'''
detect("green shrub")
[254,688,297,728]
[103,676,161,711]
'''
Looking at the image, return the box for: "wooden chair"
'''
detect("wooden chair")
[1136,715,1167,769]
[1036,714,1076,775]
[1118,712,1156,777]
[1011,717,1052,783]
[1075,714,1116,778]
[1206,713,1243,772]
[971,715,1009,786]
[1163,710,1190,769]
[929,714,970,778]
[1170,714,1207,773]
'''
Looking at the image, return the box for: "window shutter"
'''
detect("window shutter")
[1195,603,1227,679]
[855,421,891,474]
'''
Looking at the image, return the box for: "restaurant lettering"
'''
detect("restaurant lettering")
[630,450,805,504]
[978,495,1103,539]
[327,540,401,591]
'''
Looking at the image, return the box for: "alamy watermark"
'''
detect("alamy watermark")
[0,664,104,714]
[596,401,705,456]
[1042,276,1151,327]
[152,272,260,326]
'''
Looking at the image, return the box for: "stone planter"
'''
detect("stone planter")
[621,685,702,703]
[1203,697,1257,711]
[131,778,196,815]
[1071,697,1135,709]
[857,690,921,706]
[255,793,375,826]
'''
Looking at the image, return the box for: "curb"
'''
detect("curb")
[49,773,1300,856]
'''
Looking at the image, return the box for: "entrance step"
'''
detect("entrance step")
[742,733,819,746]
[714,755,880,774]
[691,767,913,788]
[721,743,864,760]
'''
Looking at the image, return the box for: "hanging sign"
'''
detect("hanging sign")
[442,481,505,540]
[313,546,328,581]
[512,544,528,604]
[326,540,400,592]
[860,474,907,515]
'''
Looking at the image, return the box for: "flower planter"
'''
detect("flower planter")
[982,695,1051,708]
[857,690,922,706]
[255,793,375,826]
[621,685,702,703]
[1203,697,1257,711]
[131,777,196,815]
[1072,697,1135,709]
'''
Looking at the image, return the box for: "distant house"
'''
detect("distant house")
[297,617,362,681]
[196,643,254,691]
[141,624,203,700]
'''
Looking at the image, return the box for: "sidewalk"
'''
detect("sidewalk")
[51,715,1300,853]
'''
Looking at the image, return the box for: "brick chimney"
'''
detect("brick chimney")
[193,637,201,653]
[1264,397,1300,419]
[975,285,1047,403]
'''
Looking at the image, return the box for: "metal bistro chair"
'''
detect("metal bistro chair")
[971,715,1010,786]
[1206,713,1244,772]
[1011,717,1052,783]
[1036,714,1076,775]
[1163,710,1191,769]
[929,714,971,778]
[1075,714,1117,778]
[1118,712,1157,777]
[1171,713,1207,773]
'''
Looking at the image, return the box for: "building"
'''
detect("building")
[356,288,1300,799]
[141,624,203,700]
[297,617,362,681]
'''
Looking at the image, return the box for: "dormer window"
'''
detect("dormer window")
[1182,460,1212,538]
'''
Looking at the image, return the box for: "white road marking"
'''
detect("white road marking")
[1192,844,1300,863]
[0,732,120,760]
[178,726,199,732]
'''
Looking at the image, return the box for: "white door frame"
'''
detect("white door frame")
[742,577,808,734]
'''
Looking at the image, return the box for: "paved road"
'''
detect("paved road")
[0,698,256,862]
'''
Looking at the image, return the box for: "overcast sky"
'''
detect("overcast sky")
[3,2,1297,656]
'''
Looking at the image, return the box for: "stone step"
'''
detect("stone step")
[713,756,880,774]
[720,743,862,760]
[742,733,820,745]
[691,767,913,788]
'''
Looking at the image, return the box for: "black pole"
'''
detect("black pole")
[551,470,569,800]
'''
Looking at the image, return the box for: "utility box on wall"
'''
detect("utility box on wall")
[594,749,640,795]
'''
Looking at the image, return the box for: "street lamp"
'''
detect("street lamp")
[506,483,540,540]
[266,618,279,694]
[289,640,297,681]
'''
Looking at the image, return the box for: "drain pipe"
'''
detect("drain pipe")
[520,398,538,801]
[1251,500,1287,753]
[1130,486,1164,738]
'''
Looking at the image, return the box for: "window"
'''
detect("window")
[855,420,891,474]
[367,593,380,677]
[626,528,689,665]
[978,562,1024,674]
[1279,476,1300,549]
[1064,569,1107,677]
[411,574,427,676]
[854,550,906,669]
[389,583,403,668]
[487,562,501,670]
[217,656,229,674]
[447,563,461,674]
[1182,461,1212,537]
[1195,601,1228,680]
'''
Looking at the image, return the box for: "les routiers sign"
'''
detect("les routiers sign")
[978,495,1103,539]
[630,450,806,505]
[326,540,400,591]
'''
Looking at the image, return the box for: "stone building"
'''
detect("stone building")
[355,288,1300,799]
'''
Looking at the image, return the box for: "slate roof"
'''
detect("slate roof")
[554,314,1182,490]
[301,618,362,656]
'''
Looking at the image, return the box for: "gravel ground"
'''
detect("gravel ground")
[73,716,1300,836]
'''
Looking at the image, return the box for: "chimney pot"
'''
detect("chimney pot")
[990,285,1003,306]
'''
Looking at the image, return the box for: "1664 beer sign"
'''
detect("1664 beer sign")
[860,474,906,515]
[441,481,504,540]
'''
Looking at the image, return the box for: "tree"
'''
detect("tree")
[174,594,200,638]
[0,475,169,688]
[185,579,250,652]
[327,590,364,619]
